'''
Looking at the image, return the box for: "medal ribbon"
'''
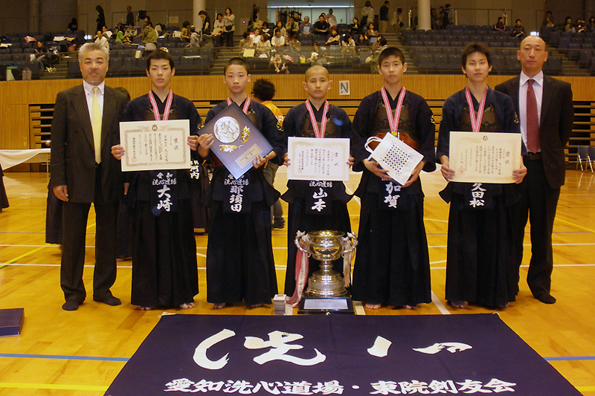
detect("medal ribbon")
[148,89,173,121]
[305,100,329,139]
[227,97,251,114]
[381,86,407,138]
[464,87,488,132]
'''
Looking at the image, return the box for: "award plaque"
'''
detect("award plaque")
[201,103,274,179]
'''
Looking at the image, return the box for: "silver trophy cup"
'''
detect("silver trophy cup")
[295,230,358,298]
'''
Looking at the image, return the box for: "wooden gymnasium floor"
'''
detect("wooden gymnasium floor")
[0,167,594,395]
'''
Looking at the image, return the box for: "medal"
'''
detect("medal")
[381,86,406,138]
[464,87,488,132]
[305,100,329,139]
[227,97,251,114]
[148,89,173,121]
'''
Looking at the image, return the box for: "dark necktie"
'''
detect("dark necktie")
[526,79,540,153]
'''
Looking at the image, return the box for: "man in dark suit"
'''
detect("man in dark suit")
[495,36,574,304]
[51,43,128,311]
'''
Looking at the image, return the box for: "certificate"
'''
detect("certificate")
[200,103,273,179]
[119,120,191,172]
[450,131,522,183]
[287,137,350,181]
[366,133,424,186]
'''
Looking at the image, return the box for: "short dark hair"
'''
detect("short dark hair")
[224,57,249,74]
[147,49,175,70]
[379,37,388,46]
[252,79,276,101]
[378,46,405,65]
[461,42,491,67]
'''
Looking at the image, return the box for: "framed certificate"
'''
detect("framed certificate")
[119,120,190,172]
[200,103,274,179]
[450,131,522,183]
[287,137,350,181]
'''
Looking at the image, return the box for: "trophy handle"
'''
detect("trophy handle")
[342,232,358,255]
[294,231,310,254]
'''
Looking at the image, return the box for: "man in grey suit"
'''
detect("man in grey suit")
[495,36,574,304]
[51,43,129,311]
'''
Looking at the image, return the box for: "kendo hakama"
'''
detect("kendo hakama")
[281,102,353,296]
[437,88,520,307]
[0,164,8,212]
[204,99,286,306]
[350,90,435,307]
[124,93,200,308]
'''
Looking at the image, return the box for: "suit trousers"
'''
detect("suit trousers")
[512,158,560,296]
[60,166,119,302]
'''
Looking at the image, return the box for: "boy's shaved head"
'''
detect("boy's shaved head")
[305,65,329,81]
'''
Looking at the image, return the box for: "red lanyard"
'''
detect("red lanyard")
[305,100,329,139]
[464,87,488,132]
[148,90,173,121]
[227,97,251,114]
[381,87,406,137]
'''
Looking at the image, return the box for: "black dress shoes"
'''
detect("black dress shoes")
[93,295,122,306]
[534,293,556,304]
[62,300,81,311]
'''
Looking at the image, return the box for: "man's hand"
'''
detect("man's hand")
[111,145,125,160]
[53,185,69,202]
[364,159,391,181]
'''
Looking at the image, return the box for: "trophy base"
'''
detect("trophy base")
[305,269,348,298]
[298,297,354,315]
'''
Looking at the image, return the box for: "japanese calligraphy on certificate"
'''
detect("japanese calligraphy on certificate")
[287,137,350,181]
[450,132,522,184]
[119,120,190,172]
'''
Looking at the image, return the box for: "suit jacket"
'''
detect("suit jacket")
[495,75,573,189]
[50,85,128,203]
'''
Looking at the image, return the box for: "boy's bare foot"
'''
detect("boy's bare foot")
[449,300,468,308]
[248,304,263,309]
[213,303,227,309]
[138,306,154,311]
[365,303,381,310]
[179,302,195,310]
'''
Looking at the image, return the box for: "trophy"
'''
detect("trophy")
[294,230,358,313]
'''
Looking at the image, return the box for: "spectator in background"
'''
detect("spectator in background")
[68,18,78,32]
[442,4,454,29]
[213,13,225,47]
[431,9,440,30]
[392,8,404,36]
[201,27,215,48]
[341,33,356,53]
[300,16,313,35]
[356,34,369,46]
[288,33,301,51]
[271,29,285,47]
[366,23,379,38]
[187,26,200,48]
[251,28,262,47]
[94,30,109,52]
[574,19,587,33]
[114,24,126,44]
[223,8,235,47]
[142,22,158,51]
[240,31,252,49]
[542,11,555,28]
[351,17,362,36]
[563,16,573,32]
[362,1,375,26]
[511,19,526,38]
[326,29,341,45]
[292,11,302,24]
[286,17,299,35]
[275,21,288,41]
[257,33,271,51]
[313,14,330,35]
[125,24,137,40]
[96,5,106,32]
[587,16,595,32]
[262,22,271,36]
[327,9,337,29]
[126,5,135,27]
[494,17,506,31]
[35,41,52,71]
[380,1,390,33]
[180,21,191,42]
[198,10,211,34]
